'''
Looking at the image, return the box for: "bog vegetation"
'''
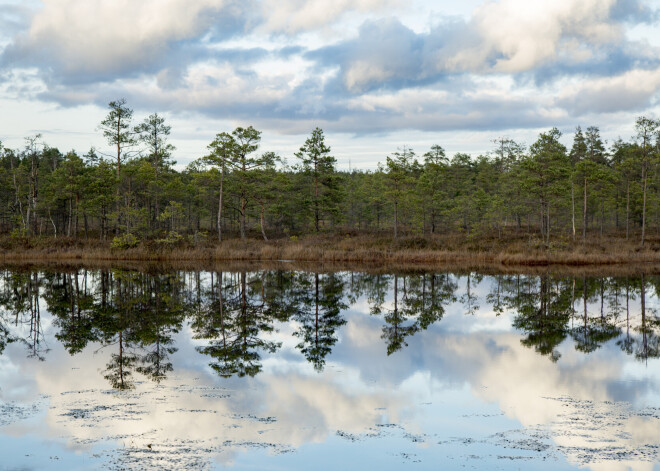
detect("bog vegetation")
[2,99,660,250]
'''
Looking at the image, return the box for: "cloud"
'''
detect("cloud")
[256,0,403,34]
[610,0,660,23]
[39,60,289,112]
[556,67,660,114]
[309,18,424,93]
[470,0,624,73]
[312,0,658,92]
[2,0,245,81]
[0,0,401,81]
[0,0,659,141]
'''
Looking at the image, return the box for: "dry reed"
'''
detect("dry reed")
[2,233,660,274]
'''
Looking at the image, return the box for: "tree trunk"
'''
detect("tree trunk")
[546,202,550,246]
[259,201,268,241]
[116,128,121,236]
[393,200,398,239]
[626,180,630,240]
[49,208,57,239]
[74,193,79,237]
[571,182,575,242]
[583,177,587,243]
[101,206,106,241]
[539,197,544,240]
[642,165,648,246]
[240,195,246,240]
[217,162,224,242]
[67,196,73,237]
[314,161,320,232]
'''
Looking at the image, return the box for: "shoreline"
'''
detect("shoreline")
[2,234,660,275]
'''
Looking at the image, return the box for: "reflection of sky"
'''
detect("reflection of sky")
[0,273,659,470]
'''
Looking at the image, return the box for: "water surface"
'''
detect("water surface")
[0,267,659,470]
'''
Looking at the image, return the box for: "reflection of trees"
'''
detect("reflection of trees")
[41,269,187,389]
[460,272,480,316]
[81,271,186,389]
[616,278,636,355]
[262,270,301,323]
[344,272,387,307]
[99,271,187,388]
[630,274,660,361]
[293,272,347,371]
[43,271,98,355]
[99,271,143,390]
[381,275,418,354]
[0,320,13,355]
[497,274,627,361]
[194,272,281,378]
[506,275,573,362]
[6,267,660,388]
[569,277,620,354]
[133,273,185,382]
[0,270,47,359]
[370,273,456,355]
[496,274,660,363]
[487,275,505,315]
[0,269,21,355]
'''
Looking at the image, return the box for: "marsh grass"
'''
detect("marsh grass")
[1,231,660,271]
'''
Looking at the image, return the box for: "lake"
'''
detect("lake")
[0,266,659,470]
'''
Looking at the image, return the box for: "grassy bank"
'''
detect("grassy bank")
[2,232,660,270]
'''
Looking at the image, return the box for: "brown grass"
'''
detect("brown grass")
[2,232,660,275]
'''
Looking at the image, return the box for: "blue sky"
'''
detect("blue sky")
[1,0,660,168]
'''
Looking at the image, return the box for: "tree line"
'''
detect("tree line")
[2,99,660,246]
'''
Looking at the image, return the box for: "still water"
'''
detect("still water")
[0,267,659,470]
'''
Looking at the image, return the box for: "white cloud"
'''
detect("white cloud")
[557,66,660,114]
[257,0,402,34]
[8,0,230,75]
[469,0,624,73]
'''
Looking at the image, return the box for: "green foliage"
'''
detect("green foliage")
[99,98,136,170]
[4,110,660,245]
[10,227,28,239]
[187,230,208,246]
[295,127,343,231]
[110,233,139,250]
[156,230,184,247]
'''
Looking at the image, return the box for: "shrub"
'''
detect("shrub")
[188,231,208,246]
[110,233,139,250]
[156,231,184,247]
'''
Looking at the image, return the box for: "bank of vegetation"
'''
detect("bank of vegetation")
[3,99,660,265]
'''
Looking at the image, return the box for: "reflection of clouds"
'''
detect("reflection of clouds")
[1,334,405,469]
[259,372,401,441]
[327,308,660,470]
[429,333,660,470]
[345,311,382,348]
[449,333,614,424]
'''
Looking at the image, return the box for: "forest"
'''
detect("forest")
[2,98,660,250]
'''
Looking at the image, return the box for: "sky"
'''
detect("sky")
[1,0,660,169]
